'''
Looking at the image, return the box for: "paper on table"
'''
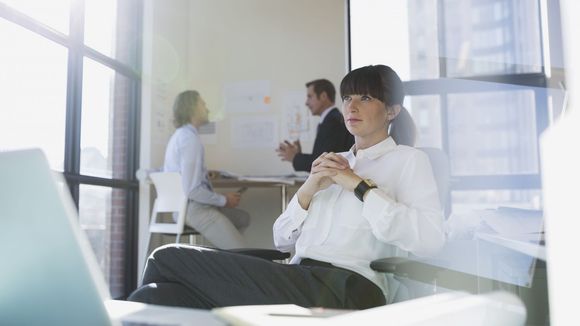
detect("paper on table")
[237,176,295,185]
[212,304,349,326]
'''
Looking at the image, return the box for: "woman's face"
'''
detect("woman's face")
[341,94,395,146]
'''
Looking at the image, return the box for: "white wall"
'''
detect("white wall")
[185,0,347,174]
[139,0,348,262]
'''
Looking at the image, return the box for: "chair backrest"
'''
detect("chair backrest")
[418,147,451,218]
[149,172,188,233]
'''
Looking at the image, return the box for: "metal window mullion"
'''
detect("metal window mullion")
[123,0,144,296]
[63,0,85,204]
[346,0,352,71]
[437,0,448,78]
[534,87,549,188]
[0,3,69,46]
[452,174,542,190]
[84,46,140,80]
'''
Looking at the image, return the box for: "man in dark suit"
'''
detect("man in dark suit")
[277,79,354,172]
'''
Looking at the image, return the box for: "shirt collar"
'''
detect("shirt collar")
[346,136,398,162]
[319,105,336,122]
[184,123,198,135]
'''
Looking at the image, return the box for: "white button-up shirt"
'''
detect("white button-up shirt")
[163,124,226,207]
[273,137,445,302]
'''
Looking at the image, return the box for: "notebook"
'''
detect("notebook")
[0,149,223,326]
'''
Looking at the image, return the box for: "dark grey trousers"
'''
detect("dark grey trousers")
[127,244,385,310]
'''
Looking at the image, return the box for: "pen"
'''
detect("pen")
[267,313,323,318]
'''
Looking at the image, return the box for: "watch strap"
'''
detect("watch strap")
[354,179,377,202]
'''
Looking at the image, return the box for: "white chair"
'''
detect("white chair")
[145,172,200,255]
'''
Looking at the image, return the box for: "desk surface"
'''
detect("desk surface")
[211,177,304,188]
[211,177,304,212]
[106,300,226,326]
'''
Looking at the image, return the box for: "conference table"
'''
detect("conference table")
[210,174,305,212]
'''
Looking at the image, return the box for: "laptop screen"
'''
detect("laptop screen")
[0,149,113,326]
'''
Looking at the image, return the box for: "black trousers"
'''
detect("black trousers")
[128,244,385,310]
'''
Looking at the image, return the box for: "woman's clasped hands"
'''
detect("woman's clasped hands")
[297,152,363,209]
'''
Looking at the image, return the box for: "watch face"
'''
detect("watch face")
[365,179,377,187]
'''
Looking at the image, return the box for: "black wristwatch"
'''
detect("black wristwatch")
[354,179,378,202]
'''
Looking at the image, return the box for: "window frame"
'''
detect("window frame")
[0,0,142,298]
[346,0,551,211]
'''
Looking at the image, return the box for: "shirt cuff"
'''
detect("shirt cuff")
[362,188,396,222]
[218,194,227,207]
[285,195,309,230]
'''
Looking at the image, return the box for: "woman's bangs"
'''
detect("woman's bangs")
[340,67,383,102]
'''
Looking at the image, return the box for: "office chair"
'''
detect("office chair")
[370,147,452,301]
[145,172,200,256]
[369,148,548,323]
[417,147,451,217]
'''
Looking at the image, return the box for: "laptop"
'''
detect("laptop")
[0,149,224,326]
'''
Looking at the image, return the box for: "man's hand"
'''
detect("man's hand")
[276,140,301,162]
[224,192,241,208]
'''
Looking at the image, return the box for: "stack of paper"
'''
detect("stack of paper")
[212,304,349,326]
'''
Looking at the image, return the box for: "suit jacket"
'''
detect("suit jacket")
[293,108,355,172]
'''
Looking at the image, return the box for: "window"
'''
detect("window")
[350,0,440,80]
[447,90,539,176]
[0,0,141,298]
[442,0,542,77]
[0,19,68,169]
[1,0,70,34]
[349,0,549,212]
[81,58,131,180]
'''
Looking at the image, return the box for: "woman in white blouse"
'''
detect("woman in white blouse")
[129,65,445,310]
[273,64,445,304]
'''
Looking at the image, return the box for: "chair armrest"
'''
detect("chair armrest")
[370,257,444,280]
[370,257,505,293]
[228,248,290,261]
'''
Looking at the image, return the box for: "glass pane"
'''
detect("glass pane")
[404,95,442,148]
[350,0,439,80]
[0,20,67,170]
[443,0,542,77]
[451,189,542,214]
[81,58,131,179]
[1,0,71,34]
[84,0,137,65]
[79,184,127,298]
[448,90,538,176]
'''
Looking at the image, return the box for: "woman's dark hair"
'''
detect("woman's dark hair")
[340,65,416,146]
[172,90,200,128]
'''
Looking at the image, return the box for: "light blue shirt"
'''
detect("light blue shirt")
[163,124,226,207]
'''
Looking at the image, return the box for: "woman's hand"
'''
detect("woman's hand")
[319,152,363,191]
[297,152,362,209]
[297,152,342,209]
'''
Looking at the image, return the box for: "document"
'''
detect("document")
[223,80,271,113]
[237,176,295,185]
[230,117,278,149]
[212,304,349,326]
